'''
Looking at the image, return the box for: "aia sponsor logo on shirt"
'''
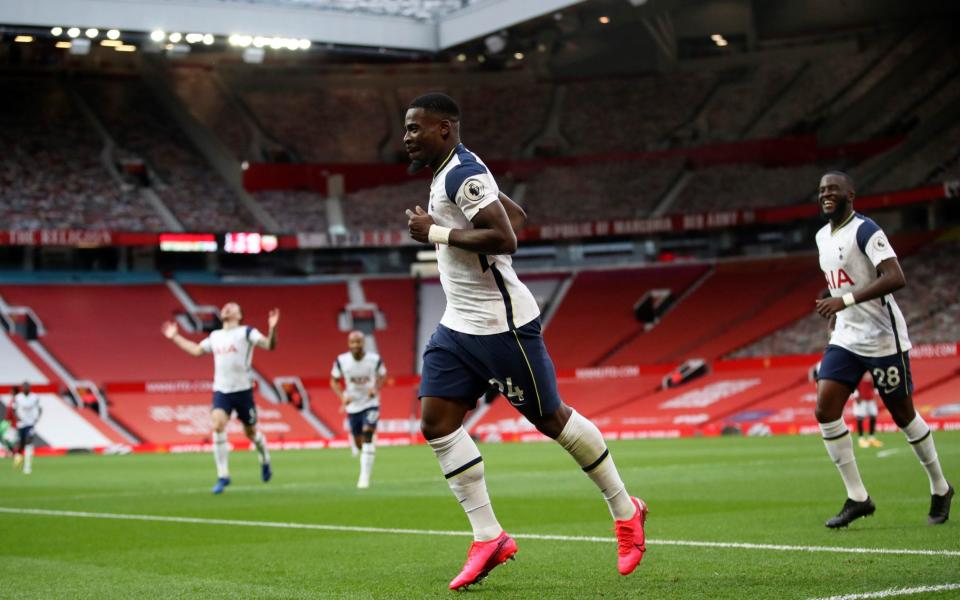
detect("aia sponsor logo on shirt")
[825,268,855,289]
[213,343,240,355]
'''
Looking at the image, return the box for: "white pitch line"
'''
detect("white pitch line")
[876,449,901,459]
[0,506,958,558]
[809,583,960,599]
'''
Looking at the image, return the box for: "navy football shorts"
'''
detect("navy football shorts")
[212,389,258,426]
[817,345,913,402]
[347,407,380,436]
[419,317,562,420]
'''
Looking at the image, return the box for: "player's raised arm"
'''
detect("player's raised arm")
[406,200,517,255]
[255,308,280,351]
[162,321,205,357]
[498,192,526,235]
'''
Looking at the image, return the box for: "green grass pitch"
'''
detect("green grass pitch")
[1,433,957,599]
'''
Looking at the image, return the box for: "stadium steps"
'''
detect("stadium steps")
[819,27,949,145]
[140,57,282,232]
[741,63,810,140]
[856,96,960,193]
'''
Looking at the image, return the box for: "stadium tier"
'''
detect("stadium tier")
[543,264,710,371]
[0,283,209,383]
[105,388,318,445]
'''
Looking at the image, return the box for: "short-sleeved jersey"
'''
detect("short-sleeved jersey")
[428,143,540,335]
[331,351,386,414]
[13,392,41,427]
[200,325,265,393]
[815,213,911,357]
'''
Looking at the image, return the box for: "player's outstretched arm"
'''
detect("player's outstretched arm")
[406,202,517,255]
[498,192,526,235]
[161,321,205,356]
[256,308,280,351]
[815,257,906,318]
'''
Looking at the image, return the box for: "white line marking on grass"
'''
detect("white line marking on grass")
[1,506,958,558]
[809,583,960,599]
[876,449,900,458]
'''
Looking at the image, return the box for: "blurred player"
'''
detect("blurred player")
[329,330,386,488]
[12,382,41,474]
[163,303,279,494]
[813,171,952,527]
[852,374,881,448]
[2,386,18,458]
[404,93,646,590]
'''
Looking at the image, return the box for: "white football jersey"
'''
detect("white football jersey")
[816,212,911,357]
[428,143,540,334]
[331,351,386,414]
[14,392,41,427]
[200,326,265,393]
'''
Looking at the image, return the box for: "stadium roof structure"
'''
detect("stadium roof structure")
[0,0,587,52]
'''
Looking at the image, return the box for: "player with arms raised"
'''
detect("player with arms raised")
[813,171,952,527]
[163,302,279,494]
[330,330,386,488]
[404,93,647,590]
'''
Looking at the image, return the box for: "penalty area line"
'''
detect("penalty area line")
[0,506,957,558]
[809,583,960,599]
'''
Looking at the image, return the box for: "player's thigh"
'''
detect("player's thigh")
[347,412,365,437]
[815,345,864,421]
[483,320,563,423]
[869,353,915,426]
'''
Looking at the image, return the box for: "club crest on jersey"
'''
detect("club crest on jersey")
[826,268,855,289]
[464,178,484,201]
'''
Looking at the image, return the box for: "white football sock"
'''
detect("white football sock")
[360,442,376,483]
[351,442,360,458]
[213,431,230,479]
[556,410,635,521]
[428,427,501,542]
[24,444,33,473]
[820,419,868,502]
[252,431,270,465]
[902,415,950,495]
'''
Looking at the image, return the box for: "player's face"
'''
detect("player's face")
[818,174,852,220]
[404,108,447,168]
[220,302,242,323]
[348,333,364,356]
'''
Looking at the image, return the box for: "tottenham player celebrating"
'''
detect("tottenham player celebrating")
[12,382,41,474]
[330,330,386,488]
[814,171,952,527]
[404,93,647,591]
[163,302,279,494]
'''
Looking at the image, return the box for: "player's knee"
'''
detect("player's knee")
[362,429,374,444]
[243,425,257,439]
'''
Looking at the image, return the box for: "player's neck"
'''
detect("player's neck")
[221,320,240,330]
[351,351,365,361]
[830,208,855,232]
[429,141,459,173]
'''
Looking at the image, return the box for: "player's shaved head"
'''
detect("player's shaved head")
[348,330,365,358]
[408,93,461,121]
[818,171,855,225]
[821,170,855,191]
[404,93,462,175]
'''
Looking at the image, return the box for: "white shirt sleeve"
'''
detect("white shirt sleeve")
[247,327,265,344]
[199,337,212,353]
[454,172,499,221]
[377,358,387,377]
[331,359,342,379]
[864,230,897,267]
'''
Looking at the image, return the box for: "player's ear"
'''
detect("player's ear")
[439,118,450,139]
